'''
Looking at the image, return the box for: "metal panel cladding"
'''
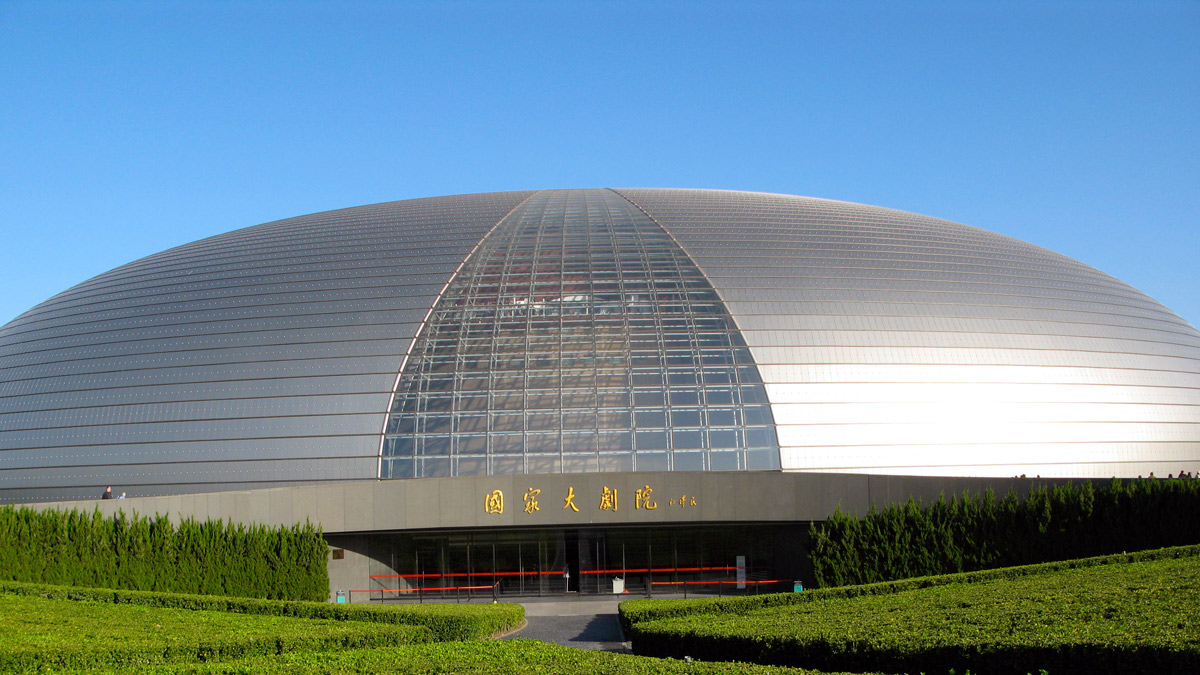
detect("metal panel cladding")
[2,188,1199,504]
[617,188,1200,478]
[0,192,535,502]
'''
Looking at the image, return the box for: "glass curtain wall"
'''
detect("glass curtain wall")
[381,189,779,479]
[364,525,785,601]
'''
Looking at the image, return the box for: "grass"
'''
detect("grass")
[0,593,431,671]
[619,544,1200,629]
[0,580,524,641]
[625,553,1200,674]
[0,591,852,674]
[68,641,858,674]
[8,548,1197,674]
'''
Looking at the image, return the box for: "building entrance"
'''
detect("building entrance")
[361,524,798,601]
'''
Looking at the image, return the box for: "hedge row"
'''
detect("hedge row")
[0,592,433,672]
[619,543,1200,632]
[94,640,824,674]
[624,552,1200,675]
[810,477,1200,586]
[0,505,327,600]
[0,579,524,641]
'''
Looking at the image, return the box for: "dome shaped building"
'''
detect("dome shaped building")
[4,188,1198,598]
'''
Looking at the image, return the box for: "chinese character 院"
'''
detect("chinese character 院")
[635,484,658,510]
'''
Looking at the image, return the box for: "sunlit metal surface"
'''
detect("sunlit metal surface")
[1,188,1197,502]
[619,189,1200,477]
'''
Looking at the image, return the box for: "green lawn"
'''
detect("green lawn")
[0,590,850,674]
[7,549,1197,674]
[626,553,1200,674]
[0,593,431,671]
[74,641,854,674]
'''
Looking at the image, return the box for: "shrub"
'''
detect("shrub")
[620,543,1200,631]
[625,549,1200,675]
[809,478,1200,587]
[0,505,327,600]
[0,580,524,641]
[85,640,824,674]
[0,592,434,672]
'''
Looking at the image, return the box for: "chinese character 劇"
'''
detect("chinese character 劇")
[563,486,580,512]
[599,486,618,511]
[484,489,504,515]
[523,488,541,514]
[635,484,658,510]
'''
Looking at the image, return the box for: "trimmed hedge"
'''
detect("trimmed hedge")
[0,505,327,600]
[82,640,835,674]
[0,579,524,641]
[620,543,1200,632]
[624,552,1200,675]
[810,477,1200,587]
[0,592,433,672]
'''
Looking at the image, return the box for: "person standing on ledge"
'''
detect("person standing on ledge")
[101,486,114,500]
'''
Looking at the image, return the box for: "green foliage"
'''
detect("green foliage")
[0,592,432,672]
[621,543,1200,631]
[72,640,839,674]
[0,579,524,641]
[0,591,818,674]
[0,505,328,601]
[809,478,1200,587]
[625,549,1200,675]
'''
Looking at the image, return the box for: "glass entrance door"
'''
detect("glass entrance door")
[364,524,787,600]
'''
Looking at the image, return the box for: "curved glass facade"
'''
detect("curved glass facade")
[380,190,779,479]
[1,188,1197,502]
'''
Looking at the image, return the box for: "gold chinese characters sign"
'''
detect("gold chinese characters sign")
[484,484,698,516]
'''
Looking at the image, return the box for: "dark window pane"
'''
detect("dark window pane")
[635,430,669,450]
[637,452,669,472]
[710,451,739,471]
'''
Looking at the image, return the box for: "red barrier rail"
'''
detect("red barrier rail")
[348,581,500,603]
[651,579,781,586]
[356,584,497,594]
[580,565,742,575]
[371,565,764,579]
[370,570,564,579]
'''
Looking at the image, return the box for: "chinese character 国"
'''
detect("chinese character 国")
[484,489,504,515]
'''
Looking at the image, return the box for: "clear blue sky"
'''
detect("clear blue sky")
[2,0,1197,328]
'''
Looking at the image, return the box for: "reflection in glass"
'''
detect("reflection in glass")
[381,190,779,479]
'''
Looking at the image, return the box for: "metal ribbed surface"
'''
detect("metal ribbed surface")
[2,187,1198,503]
[617,188,1200,477]
[0,192,535,501]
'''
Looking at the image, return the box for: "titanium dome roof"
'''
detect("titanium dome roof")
[2,188,1198,502]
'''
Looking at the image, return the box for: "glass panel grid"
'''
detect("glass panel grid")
[382,190,779,478]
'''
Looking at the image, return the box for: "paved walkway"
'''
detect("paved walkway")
[501,596,630,652]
